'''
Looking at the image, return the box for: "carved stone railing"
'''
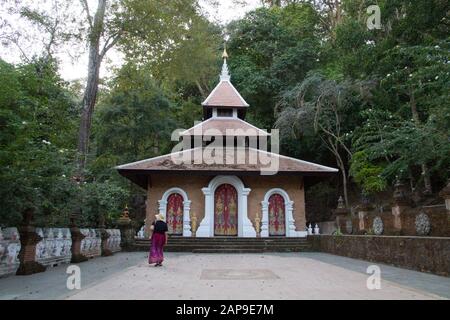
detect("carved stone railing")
[1,223,120,278]
[105,229,121,253]
[35,228,72,267]
[80,228,101,258]
[0,227,21,277]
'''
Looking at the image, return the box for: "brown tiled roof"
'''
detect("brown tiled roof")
[181,118,270,136]
[202,80,249,108]
[117,148,338,174]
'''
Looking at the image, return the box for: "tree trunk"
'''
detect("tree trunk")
[76,0,107,179]
[336,152,349,207]
[195,80,207,99]
[409,89,432,194]
[334,0,342,27]
[325,136,349,207]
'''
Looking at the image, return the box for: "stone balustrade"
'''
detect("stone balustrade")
[0,227,21,278]
[80,228,102,258]
[35,228,72,267]
[1,207,123,278]
[105,229,121,253]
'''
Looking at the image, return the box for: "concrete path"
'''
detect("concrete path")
[0,252,448,300]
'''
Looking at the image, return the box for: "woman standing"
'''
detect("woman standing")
[149,214,168,267]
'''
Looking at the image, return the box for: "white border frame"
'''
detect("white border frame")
[158,187,192,237]
[197,175,256,237]
[261,188,305,237]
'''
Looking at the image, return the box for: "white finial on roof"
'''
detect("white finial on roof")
[220,44,230,81]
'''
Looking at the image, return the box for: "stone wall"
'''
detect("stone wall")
[334,205,450,237]
[330,180,450,237]
[317,221,337,235]
[309,235,450,277]
[0,228,21,278]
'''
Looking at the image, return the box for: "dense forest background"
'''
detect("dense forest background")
[1,0,449,227]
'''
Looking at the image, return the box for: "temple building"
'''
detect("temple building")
[116,49,337,238]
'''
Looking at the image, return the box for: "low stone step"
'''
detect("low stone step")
[176,237,306,240]
[132,243,312,253]
[192,249,263,253]
[135,239,309,244]
[190,248,311,253]
[132,237,312,253]
[134,243,311,248]
[166,244,311,248]
[165,241,308,246]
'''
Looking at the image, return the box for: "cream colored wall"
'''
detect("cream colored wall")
[145,174,306,235]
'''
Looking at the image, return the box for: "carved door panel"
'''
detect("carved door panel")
[166,193,183,235]
[269,194,286,236]
[214,184,238,236]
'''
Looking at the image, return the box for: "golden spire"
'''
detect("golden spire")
[220,43,230,81]
[222,45,228,59]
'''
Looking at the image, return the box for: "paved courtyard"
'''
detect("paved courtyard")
[0,252,448,300]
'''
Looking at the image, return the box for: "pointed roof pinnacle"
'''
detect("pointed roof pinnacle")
[222,46,228,59]
[220,44,230,81]
[202,44,249,108]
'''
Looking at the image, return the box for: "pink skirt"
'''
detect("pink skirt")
[149,233,166,264]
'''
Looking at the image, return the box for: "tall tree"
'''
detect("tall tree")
[1,0,202,178]
[75,0,201,178]
[149,16,223,99]
[0,58,79,226]
[275,73,372,205]
[77,0,109,178]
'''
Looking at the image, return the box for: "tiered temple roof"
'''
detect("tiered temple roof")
[117,148,338,188]
[202,80,249,108]
[202,47,249,109]
[116,47,338,185]
[180,117,269,137]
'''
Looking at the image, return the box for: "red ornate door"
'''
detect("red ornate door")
[269,194,286,236]
[214,184,238,236]
[166,193,183,235]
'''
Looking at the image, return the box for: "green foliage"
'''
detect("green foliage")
[349,151,387,194]
[78,180,128,227]
[94,62,176,168]
[150,16,223,98]
[1,0,449,227]
[227,4,321,128]
[274,0,450,199]
[118,0,202,63]
[0,58,78,226]
[0,57,131,227]
[351,40,450,185]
